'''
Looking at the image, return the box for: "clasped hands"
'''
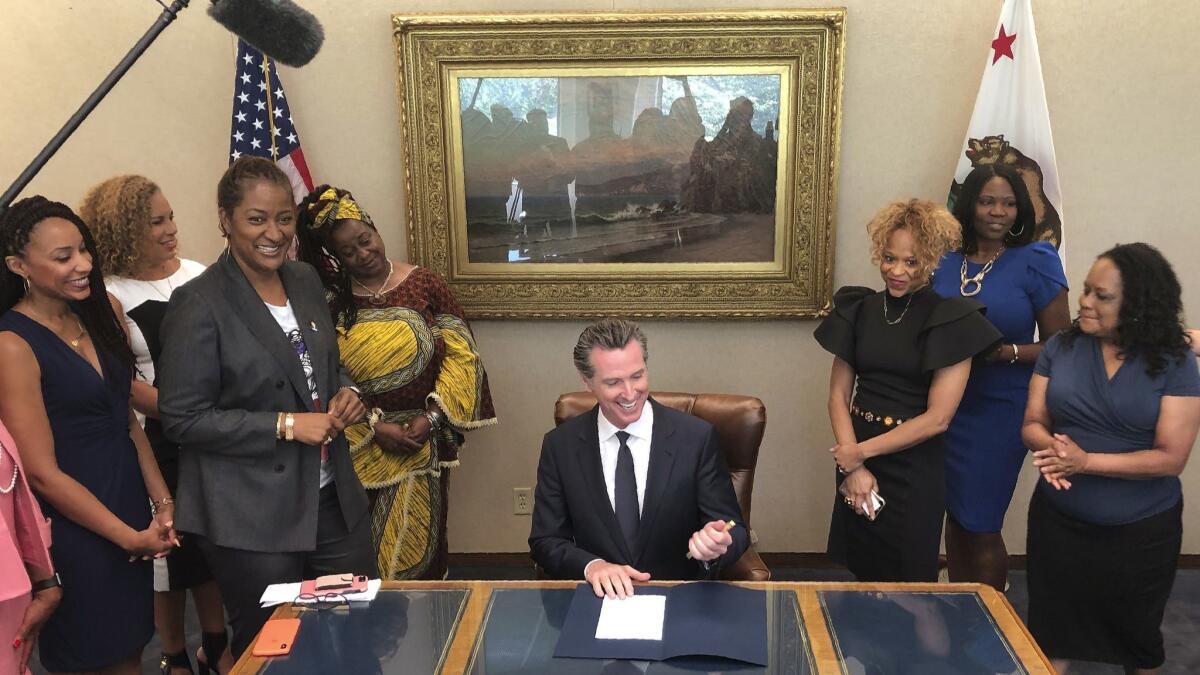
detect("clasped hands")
[125,504,180,561]
[375,413,432,455]
[830,441,867,474]
[1032,432,1088,490]
[585,520,734,599]
[291,387,366,446]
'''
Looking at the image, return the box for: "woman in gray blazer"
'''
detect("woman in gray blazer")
[157,157,376,659]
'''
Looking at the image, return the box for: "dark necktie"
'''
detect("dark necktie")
[614,431,640,559]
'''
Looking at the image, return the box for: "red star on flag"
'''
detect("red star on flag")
[991,24,1017,64]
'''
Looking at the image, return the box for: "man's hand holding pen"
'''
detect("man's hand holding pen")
[687,519,735,562]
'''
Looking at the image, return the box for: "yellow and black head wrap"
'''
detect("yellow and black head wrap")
[303,185,374,233]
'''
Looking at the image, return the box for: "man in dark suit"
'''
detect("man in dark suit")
[529,319,748,598]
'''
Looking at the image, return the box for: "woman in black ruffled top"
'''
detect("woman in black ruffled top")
[815,199,1001,581]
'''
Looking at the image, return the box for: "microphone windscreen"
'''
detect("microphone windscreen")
[208,0,324,67]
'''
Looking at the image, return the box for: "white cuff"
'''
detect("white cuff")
[582,558,604,579]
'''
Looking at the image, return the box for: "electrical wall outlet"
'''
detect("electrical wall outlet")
[513,487,533,515]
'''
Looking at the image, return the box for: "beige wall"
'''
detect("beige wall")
[4,1,1199,554]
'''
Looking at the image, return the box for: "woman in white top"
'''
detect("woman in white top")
[80,176,230,675]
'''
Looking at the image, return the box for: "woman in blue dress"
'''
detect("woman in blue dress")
[0,196,177,673]
[932,165,1070,590]
[1023,243,1199,673]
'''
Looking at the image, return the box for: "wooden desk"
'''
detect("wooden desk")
[233,580,1052,674]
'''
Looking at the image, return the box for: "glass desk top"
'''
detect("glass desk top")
[468,587,814,674]
[256,589,469,674]
[818,590,1027,675]
[231,581,1051,675]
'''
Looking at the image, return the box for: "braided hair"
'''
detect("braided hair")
[0,196,135,372]
[1060,242,1189,376]
[294,184,364,330]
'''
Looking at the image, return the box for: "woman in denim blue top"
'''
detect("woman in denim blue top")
[1022,243,1200,674]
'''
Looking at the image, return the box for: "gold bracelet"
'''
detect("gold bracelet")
[285,413,295,441]
[1009,343,1020,364]
[276,412,285,440]
[149,496,174,515]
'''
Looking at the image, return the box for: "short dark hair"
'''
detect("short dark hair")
[1060,242,1189,376]
[573,319,648,378]
[952,164,1036,255]
[216,156,293,215]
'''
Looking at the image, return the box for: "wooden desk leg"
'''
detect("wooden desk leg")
[796,588,842,673]
[976,586,1055,674]
[440,582,492,674]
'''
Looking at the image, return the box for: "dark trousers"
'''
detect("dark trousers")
[197,483,378,658]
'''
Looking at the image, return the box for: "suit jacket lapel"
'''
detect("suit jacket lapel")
[576,406,634,563]
[217,253,310,404]
[635,398,678,564]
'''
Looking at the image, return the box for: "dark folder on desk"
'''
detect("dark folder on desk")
[554,582,768,665]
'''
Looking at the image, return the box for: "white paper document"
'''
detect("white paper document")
[594,595,666,641]
[258,578,382,607]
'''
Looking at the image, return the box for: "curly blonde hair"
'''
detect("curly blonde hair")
[866,199,962,280]
[78,175,161,278]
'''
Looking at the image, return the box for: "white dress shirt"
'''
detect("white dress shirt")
[597,400,653,514]
[583,401,653,579]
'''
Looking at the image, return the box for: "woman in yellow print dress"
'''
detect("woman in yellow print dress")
[295,185,495,579]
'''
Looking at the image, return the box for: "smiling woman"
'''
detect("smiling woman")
[294,184,495,581]
[0,196,178,674]
[814,199,1001,582]
[79,176,229,675]
[156,159,377,659]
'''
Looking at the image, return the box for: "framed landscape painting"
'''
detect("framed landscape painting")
[393,10,845,318]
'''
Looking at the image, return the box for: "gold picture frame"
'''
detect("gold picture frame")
[392,9,845,318]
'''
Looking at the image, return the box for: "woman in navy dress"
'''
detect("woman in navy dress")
[815,199,1001,582]
[1024,243,1200,674]
[932,165,1070,590]
[0,196,176,673]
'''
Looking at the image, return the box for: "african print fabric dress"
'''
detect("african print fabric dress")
[338,267,495,579]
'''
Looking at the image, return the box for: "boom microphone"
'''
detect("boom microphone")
[208,0,324,67]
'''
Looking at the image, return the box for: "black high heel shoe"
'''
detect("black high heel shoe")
[196,630,229,675]
[160,651,194,675]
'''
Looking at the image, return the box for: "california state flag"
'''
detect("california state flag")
[950,0,1064,255]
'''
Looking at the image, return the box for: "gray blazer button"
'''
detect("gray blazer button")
[275,380,285,389]
[274,464,285,473]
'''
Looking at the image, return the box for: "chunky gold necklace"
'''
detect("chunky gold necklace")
[351,260,396,306]
[959,247,1006,297]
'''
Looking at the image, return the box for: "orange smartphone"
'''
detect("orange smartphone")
[252,618,301,657]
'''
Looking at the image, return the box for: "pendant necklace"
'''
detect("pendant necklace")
[959,246,1006,297]
[352,260,396,306]
[882,293,914,325]
[67,317,87,350]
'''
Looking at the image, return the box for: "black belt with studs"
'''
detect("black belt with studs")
[850,405,906,427]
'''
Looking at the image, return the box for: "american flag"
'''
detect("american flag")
[227,39,314,204]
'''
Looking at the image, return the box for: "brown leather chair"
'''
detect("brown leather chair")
[554,391,771,581]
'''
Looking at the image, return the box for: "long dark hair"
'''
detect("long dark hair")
[294,184,361,330]
[952,164,1036,255]
[0,196,135,373]
[1060,242,1189,376]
